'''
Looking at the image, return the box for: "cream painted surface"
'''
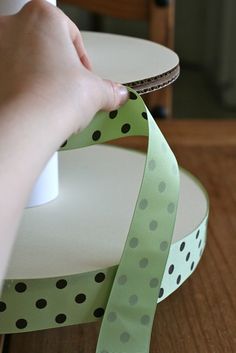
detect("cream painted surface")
[82,31,179,84]
[7,146,207,279]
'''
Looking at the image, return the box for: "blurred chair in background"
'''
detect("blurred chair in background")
[59,0,175,119]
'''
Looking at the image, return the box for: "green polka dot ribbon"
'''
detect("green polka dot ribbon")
[0,89,181,350]
[62,89,179,353]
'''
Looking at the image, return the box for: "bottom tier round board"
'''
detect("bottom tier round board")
[0,144,208,333]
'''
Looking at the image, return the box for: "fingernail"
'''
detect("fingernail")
[116,84,129,105]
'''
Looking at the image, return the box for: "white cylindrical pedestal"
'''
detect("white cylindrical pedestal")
[0,0,56,15]
[27,153,59,208]
[0,0,59,207]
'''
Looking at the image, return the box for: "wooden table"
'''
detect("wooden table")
[1,120,236,353]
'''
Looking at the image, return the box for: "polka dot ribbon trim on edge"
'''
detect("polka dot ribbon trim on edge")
[0,89,180,352]
[63,89,180,353]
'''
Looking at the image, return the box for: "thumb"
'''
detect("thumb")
[99,80,129,112]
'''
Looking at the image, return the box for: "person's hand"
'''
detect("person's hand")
[0,0,129,290]
[0,0,128,136]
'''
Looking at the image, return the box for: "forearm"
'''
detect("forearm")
[0,94,67,288]
[0,0,128,293]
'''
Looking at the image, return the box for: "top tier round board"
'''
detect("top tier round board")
[82,31,179,93]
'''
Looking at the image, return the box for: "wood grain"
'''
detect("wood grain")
[147,0,176,116]
[0,336,4,353]
[59,0,148,20]
[4,120,236,353]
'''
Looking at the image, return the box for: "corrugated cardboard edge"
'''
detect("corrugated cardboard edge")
[125,64,180,94]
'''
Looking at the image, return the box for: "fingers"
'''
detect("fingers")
[66,20,92,71]
[15,0,128,114]
[19,1,92,70]
[54,6,92,70]
[99,80,129,112]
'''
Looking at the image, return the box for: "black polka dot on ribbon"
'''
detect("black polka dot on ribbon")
[109,110,118,119]
[0,302,6,312]
[92,130,101,141]
[95,272,106,283]
[129,91,138,100]
[186,252,191,262]
[75,293,86,304]
[180,242,185,251]
[56,279,67,289]
[15,282,27,293]
[55,314,66,324]
[176,275,181,285]
[121,123,131,134]
[93,307,105,318]
[142,112,147,120]
[196,230,200,239]
[60,140,67,148]
[159,288,164,298]
[35,299,47,309]
[168,264,174,274]
[16,319,27,329]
